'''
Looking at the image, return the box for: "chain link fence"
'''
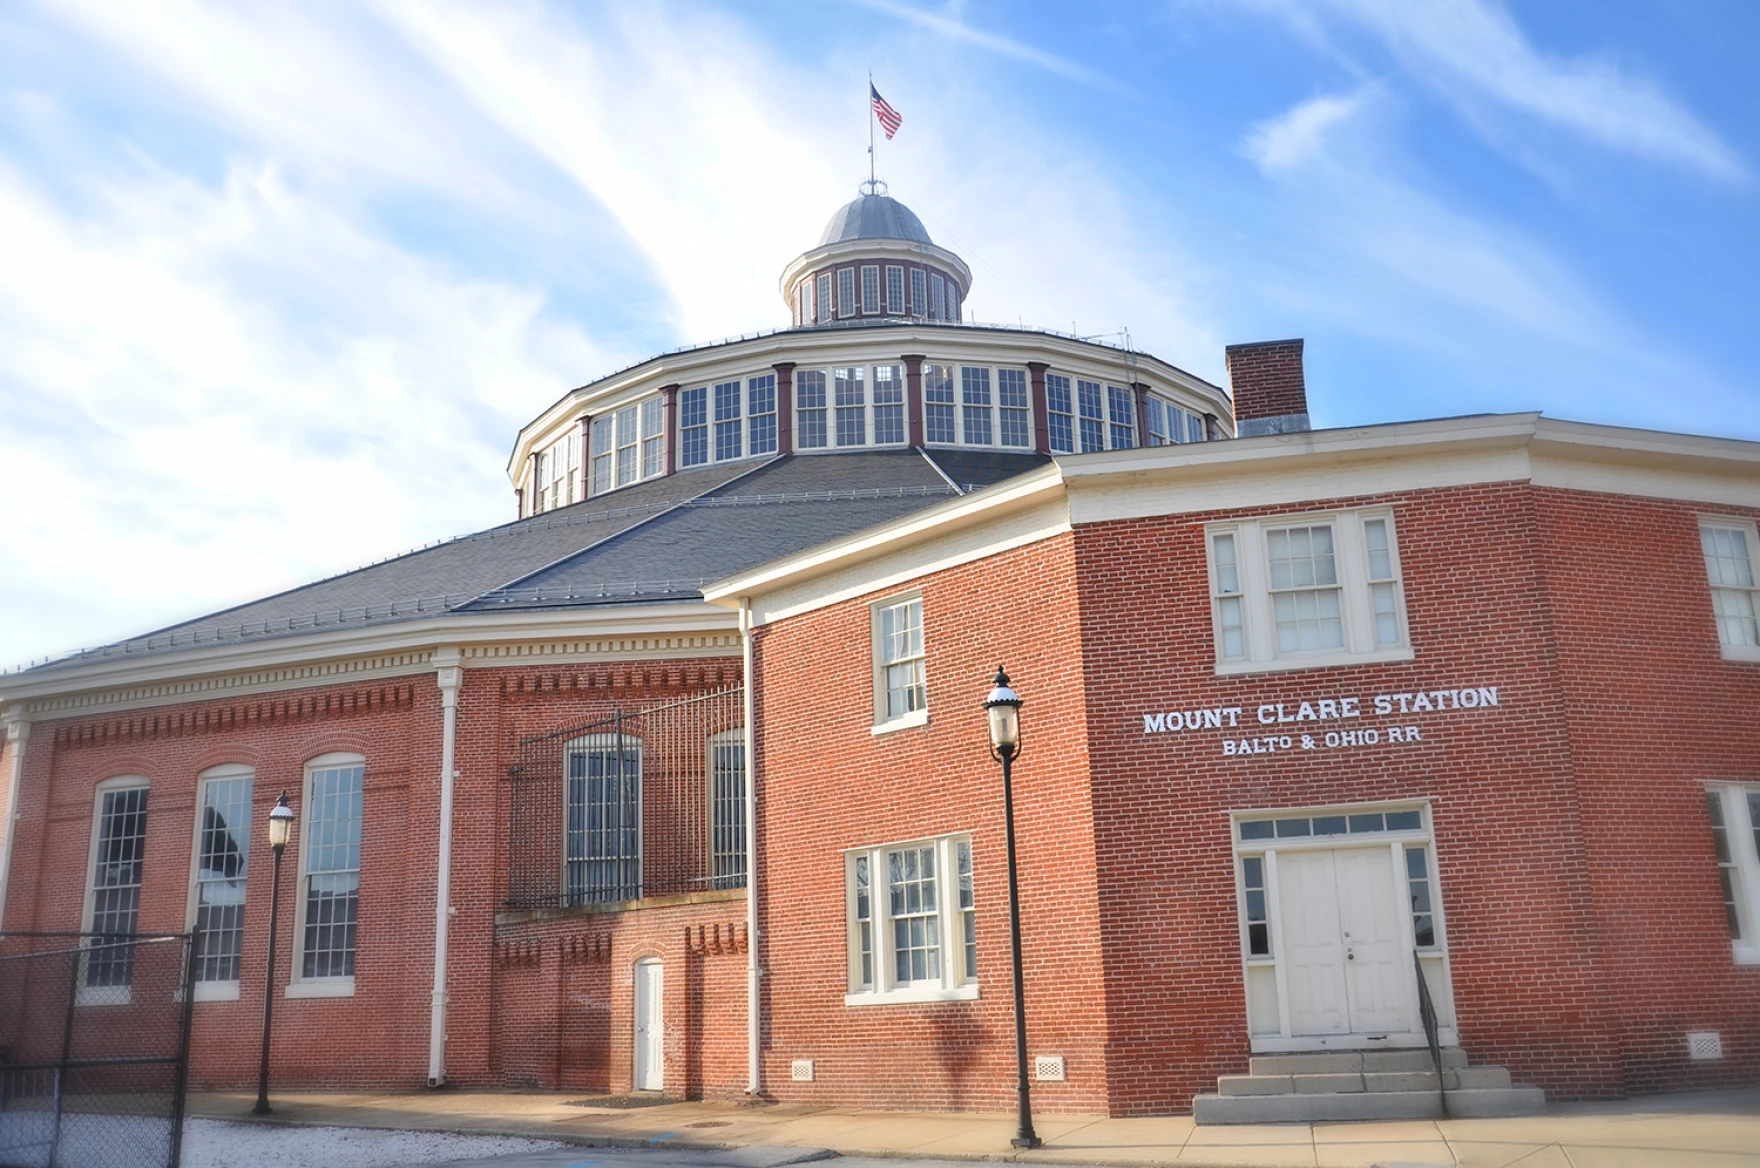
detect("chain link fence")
[0,932,196,1168]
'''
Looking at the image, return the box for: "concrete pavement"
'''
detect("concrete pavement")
[188,1085,1760,1167]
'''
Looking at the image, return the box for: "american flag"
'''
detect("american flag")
[870,83,902,140]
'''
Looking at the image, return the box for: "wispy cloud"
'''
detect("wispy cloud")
[1261,0,1746,183]
[849,0,1125,92]
[1242,90,1370,173]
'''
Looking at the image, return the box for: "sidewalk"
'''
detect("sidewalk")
[188,1086,1760,1168]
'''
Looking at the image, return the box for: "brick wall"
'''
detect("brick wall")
[1224,339,1305,421]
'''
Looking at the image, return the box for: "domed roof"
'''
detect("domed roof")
[817,193,933,247]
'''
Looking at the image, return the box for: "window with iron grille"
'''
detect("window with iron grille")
[846,834,976,1003]
[82,779,148,1002]
[295,756,363,989]
[709,731,746,891]
[191,767,252,994]
[566,735,643,905]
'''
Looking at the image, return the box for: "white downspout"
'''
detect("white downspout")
[740,599,761,1095]
[0,714,30,931]
[429,652,463,1087]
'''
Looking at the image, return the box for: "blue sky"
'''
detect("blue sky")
[1,0,1755,668]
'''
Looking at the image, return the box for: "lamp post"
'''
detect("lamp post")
[254,790,295,1116]
[984,667,1040,1150]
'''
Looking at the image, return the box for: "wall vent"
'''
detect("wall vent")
[1687,1032,1723,1061]
[791,1059,816,1082]
[1034,1055,1066,1082]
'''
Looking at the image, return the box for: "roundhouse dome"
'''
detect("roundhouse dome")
[817,193,933,247]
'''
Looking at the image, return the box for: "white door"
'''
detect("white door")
[633,960,664,1092]
[1277,850,1349,1035]
[1335,847,1410,1033]
[1275,846,1411,1038]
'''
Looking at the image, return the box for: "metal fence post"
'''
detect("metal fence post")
[168,929,200,1168]
[48,938,83,1168]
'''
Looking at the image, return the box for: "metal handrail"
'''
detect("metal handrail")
[1413,951,1449,1117]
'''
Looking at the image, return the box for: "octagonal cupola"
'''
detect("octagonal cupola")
[779,180,974,327]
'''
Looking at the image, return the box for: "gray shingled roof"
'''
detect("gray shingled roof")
[18,449,1048,674]
[817,194,934,247]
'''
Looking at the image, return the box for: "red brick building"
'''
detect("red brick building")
[2,190,1758,1122]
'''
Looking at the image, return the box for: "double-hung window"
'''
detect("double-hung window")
[861,265,880,315]
[835,367,866,446]
[886,265,905,315]
[1076,380,1106,452]
[846,834,977,1003]
[997,369,1031,448]
[640,398,664,478]
[592,397,664,493]
[1701,518,1760,661]
[796,370,828,449]
[872,365,906,444]
[1208,509,1412,673]
[923,365,957,444]
[1707,785,1760,964]
[748,374,778,456]
[838,268,856,318]
[714,381,743,462]
[1145,394,1190,446]
[816,273,833,324]
[1107,385,1136,449]
[190,766,252,999]
[873,594,927,729]
[679,387,709,468]
[82,777,148,1004]
[1046,374,1075,454]
[291,754,363,996]
[960,367,992,446]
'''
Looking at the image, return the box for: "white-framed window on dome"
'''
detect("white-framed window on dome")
[886,266,905,315]
[796,369,828,449]
[748,374,778,457]
[795,281,808,326]
[873,365,906,445]
[949,285,962,324]
[817,273,833,325]
[924,364,956,444]
[931,274,946,321]
[835,367,866,446]
[1108,386,1136,449]
[861,265,880,315]
[910,269,927,320]
[590,397,662,495]
[838,268,856,319]
[714,380,743,461]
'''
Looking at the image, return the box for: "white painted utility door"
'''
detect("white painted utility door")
[633,960,664,1092]
[1334,847,1410,1034]
[1277,850,1348,1036]
[1276,846,1411,1038]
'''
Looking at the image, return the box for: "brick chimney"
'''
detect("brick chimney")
[1226,338,1309,437]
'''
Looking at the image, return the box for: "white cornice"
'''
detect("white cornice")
[509,325,1232,477]
[0,603,740,719]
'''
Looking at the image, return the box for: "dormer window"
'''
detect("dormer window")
[590,397,663,495]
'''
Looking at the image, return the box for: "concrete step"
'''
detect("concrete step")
[1249,1048,1467,1075]
[1218,1065,1511,1097]
[1193,1085,1546,1125]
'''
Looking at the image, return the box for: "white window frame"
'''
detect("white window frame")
[860,264,880,315]
[590,396,663,496]
[845,833,978,1005]
[1706,784,1760,965]
[1207,508,1414,675]
[885,265,905,315]
[871,592,928,732]
[287,751,364,999]
[186,764,254,1002]
[1700,516,1760,662]
[80,775,150,1006]
[837,268,856,319]
[816,273,833,325]
[910,268,927,320]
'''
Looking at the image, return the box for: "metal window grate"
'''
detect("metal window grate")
[507,687,746,910]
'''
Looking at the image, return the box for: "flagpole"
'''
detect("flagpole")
[867,71,875,187]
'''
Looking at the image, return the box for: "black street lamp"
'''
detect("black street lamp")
[254,790,296,1116]
[984,667,1040,1150]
